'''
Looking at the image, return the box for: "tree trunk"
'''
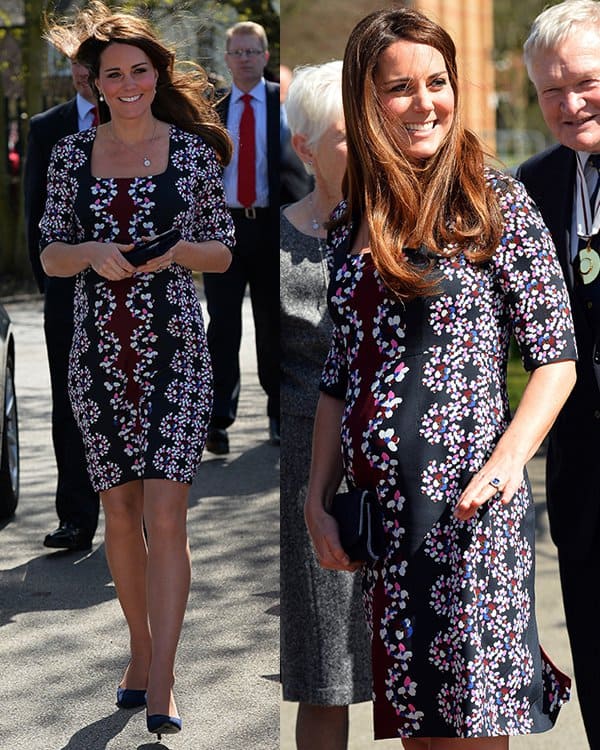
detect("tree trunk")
[0,72,13,273]
[13,0,45,278]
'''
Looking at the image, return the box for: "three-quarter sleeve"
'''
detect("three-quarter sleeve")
[319,321,349,400]
[189,139,235,250]
[39,137,79,249]
[493,175,577,370]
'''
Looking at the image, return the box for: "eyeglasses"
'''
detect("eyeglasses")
[226,49,265,58]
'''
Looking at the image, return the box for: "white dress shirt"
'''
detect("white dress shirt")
[223,80,269,208]
[571,151,600,261]
[76,93,97,132]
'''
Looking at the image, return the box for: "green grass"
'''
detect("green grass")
[507,340,529,414]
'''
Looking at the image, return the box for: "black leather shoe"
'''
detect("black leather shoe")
[206,428,229,455]
[269,418,280,446]
[43,522,93,551]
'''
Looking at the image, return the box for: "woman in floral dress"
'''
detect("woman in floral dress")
[305,8,577,748]
[39,3,233,740]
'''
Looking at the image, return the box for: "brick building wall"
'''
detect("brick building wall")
[417,0,495,149]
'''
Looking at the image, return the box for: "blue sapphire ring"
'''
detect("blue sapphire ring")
[488,477,501,489]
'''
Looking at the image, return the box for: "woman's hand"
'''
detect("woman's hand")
[129,236,176,275]
[89,241,136,280]
[454,360,576,522]
[305,394,360,571]
[454,455,524,522]
[304,501,361,572]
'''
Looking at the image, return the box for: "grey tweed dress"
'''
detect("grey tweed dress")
[280,210,372,705]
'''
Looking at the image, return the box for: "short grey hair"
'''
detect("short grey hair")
[284,60,343,149]
[523,0,600,77]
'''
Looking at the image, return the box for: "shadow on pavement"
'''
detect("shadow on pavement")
[0,546,113,628]
[190,441,280,504]
[57,710,139,750]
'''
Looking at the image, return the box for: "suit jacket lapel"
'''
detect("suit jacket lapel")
[525,145,577,288]
[64,98,79,133]
[265,81,279,207]
[215,92,231,128]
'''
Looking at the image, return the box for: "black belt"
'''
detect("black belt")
[229,207,269,220]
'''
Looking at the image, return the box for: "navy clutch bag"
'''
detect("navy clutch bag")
[123,228,181,267]
[329,488,385,564]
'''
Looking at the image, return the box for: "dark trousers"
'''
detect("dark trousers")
[44,278,99,536]
[558,549,600,749]
[203,209,279,429]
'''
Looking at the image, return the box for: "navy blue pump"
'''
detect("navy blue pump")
[116,687,147,709]
[146,712,182,741]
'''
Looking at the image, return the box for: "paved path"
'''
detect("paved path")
[281,454,588,749]
[0,292,279,750]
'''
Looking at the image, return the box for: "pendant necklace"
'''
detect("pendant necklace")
[110,119,158,168]
[308,193,329,289]
[575,153,600,285]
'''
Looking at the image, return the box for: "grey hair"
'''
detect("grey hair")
[284,60,343,156]
[523,0,600,76]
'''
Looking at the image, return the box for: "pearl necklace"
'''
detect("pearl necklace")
[110,119,158,168]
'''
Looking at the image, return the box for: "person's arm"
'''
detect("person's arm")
[133,238,232,275]
[41,240,135,279]
[172,240,232,272]
[304,393,360,572]
[455,359,576,520]
[182,139,235,272]
[38,135,136,280]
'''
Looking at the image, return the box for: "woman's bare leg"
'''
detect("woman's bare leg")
[402,739,430,749]
[143,478,191,718]
[101,481,151,690]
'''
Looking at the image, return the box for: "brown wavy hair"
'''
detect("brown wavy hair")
[44,1,232,164]
[340,8,502,299]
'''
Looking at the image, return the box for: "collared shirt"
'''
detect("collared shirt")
[76,93,97,132]
[223,79,269,208]
[571,151,600,261]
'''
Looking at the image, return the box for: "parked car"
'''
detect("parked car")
[0,302,18,518]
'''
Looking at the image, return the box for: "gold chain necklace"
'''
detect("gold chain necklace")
[110,119,158,168]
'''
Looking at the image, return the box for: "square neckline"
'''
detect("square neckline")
[89,123,173,180]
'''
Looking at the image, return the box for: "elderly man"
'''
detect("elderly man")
[517,1,600,744]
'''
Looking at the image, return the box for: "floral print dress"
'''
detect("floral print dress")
[320,172,575,739]
[39,126,234,492]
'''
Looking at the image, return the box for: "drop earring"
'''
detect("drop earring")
[98,93,104,102]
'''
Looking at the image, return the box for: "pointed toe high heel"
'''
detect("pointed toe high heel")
[146,712,182,741]
[116,686,147,709]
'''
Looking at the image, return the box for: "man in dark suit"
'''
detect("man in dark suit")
[517,1,600,744]
[24,58,99,550]
[203,21,279,454]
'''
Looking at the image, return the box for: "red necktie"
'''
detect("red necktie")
[91,106,99,127]
[237,94,256,208]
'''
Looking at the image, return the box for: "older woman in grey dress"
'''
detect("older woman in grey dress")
[280,61,371,750]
